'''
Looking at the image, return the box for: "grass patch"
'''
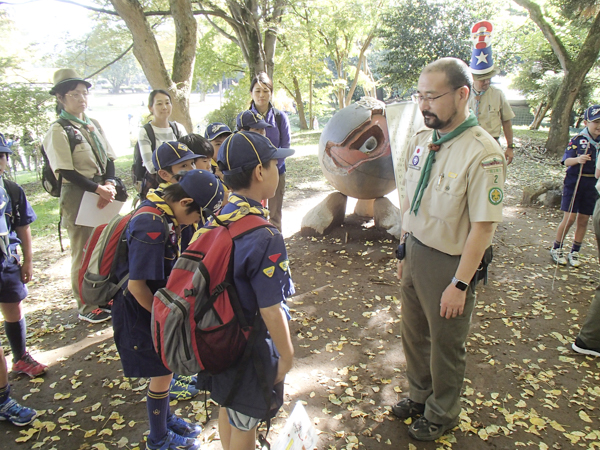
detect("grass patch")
[292,130,321,147]
[513,126,549,142]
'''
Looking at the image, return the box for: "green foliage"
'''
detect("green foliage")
[204,79,251,130]
[378,0,495,94]
[0,84,53,138]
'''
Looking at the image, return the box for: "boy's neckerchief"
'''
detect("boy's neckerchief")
[410,112,479,215]
[577,127,600,156]
[146,187,181,254]
[59,110,108,167]
[191,194,269,243]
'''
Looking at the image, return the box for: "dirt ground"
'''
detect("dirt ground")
[1,151,600,449]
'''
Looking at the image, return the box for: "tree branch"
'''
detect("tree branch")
[84,42,134,79]
[204,15,239,45]
[512,0,572,72]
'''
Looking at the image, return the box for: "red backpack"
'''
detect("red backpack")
[152,214,271,376]
[78,206,167,305]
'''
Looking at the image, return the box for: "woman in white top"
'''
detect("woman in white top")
[138,89,187,174]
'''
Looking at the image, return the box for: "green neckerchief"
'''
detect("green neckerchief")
[59,110,108,167]
[409,112,479,215]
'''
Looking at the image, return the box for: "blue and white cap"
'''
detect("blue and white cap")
[469,21,500,80]
[584,105,600,122]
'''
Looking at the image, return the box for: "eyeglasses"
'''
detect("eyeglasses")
[66,92,89,100]
[411,88,460,104]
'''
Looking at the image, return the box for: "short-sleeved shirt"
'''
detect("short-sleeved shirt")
[43,118,117,180]
[0,179,37,263]
[138,122,187,173]
[249,104,291,174]
[468,86,515,138]
[563,131,599,185]
[403,126,506,256]
[210,198,294,418]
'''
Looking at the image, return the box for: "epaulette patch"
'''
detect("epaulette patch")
[481,155,504,170]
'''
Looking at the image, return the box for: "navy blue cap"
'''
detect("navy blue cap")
[204,123,233,141]
[217,131,295,175]
[584,105,600,122]
[0,133,13,154]
[178,169,224,213]
[152,141,198,172]
[236,110,272,131]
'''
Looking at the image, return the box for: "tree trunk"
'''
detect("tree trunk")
[546,67,592,155]
[530,101,550,130]
[309,72,314,130]
[293,76,308,130]
[110,0,195,131]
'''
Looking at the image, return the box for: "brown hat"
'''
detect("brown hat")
[472,67,501,81]
[49,69,91,95]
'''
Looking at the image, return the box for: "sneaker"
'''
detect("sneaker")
[391,398,425,420]
[408,416,459,441]
[78,309,111,324]
[572,336,600,357]
[568,251,582,267]
[0,397,37,426]
[12,353,48,378]
[169,378,200,401]
[146,429,201,450]
[167,414,202,438]
[174,373,198,386]
[550,247,567,265]
[99,299,113,313]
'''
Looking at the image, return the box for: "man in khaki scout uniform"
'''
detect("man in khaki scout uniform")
[467,21,516,164]
[392,57,505,441]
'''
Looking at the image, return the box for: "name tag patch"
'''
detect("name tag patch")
[481,155,504,170]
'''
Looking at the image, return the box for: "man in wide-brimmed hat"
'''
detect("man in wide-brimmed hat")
[468,21,516,164]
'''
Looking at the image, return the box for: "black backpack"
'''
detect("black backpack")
[131,121,181,201]
[3,178,21,229]
[40,118,79,197]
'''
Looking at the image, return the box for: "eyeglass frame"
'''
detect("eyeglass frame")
[65,92,89,100]
[411,87,464,104]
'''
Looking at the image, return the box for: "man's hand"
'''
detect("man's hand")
[95,184,116,209]
[505,147,514,165]
[440,283,467,319]
[20,260,33,283]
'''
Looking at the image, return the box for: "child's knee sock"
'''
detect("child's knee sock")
[0,384,10,404]
[572,241,582,253]
[4,318,26,362]
[553,241,563,249]
[147,389,170,442]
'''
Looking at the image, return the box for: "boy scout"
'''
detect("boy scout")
[393,58,505,441]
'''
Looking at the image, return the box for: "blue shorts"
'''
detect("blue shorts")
[561,177,598,215]
[0,257,27,303]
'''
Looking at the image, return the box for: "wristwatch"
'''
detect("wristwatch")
[452,277,469,291]
[507,144,516,149]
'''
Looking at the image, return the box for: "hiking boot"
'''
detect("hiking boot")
[99,299,113,313]
[78,309,111,324]
[572,336,600,357]
[391,398,425,420]
[408,416,459,441]
[12,353,48,378]
[0,397,37,426]
[167,414,202,438]
[568,251,582,268]
[169,378,200,401]
[174,373,198,385]
[550,247,567,265]
[146,429,201,450]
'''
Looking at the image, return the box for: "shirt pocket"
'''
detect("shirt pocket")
[429,172,468,221]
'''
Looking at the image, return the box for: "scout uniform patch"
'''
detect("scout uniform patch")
[263,266,275,278]
[279,260,289,272]
[481,155,503,170]
[488,187,503,205]
[410,146,424,170]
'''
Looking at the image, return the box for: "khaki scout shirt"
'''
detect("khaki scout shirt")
[403,126,506,256]
[43,119,116,181]
[468,85,515,138]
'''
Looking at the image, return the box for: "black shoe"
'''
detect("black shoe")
[408,416,459,441]
[572,336,600,357]
[392,398,425,420]
[98,299,113,313]
[78,309,111,324]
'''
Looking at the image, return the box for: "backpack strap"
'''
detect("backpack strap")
[273,108,282,143]
[2,179,21,229]
[169,121,182,139]
[143,122,157,153]
[227,214,272,240]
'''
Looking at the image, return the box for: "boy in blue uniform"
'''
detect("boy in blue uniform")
[235,110,271,136]
[178,134,213,171]
[0,133,47,379]
[0,182,37,426]
[112,170,224,450]
[551,106,600,267]
[203,131,295,450]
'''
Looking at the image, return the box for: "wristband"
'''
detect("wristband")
[507,144,515,149]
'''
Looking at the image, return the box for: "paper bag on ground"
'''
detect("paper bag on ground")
[272,401,317,450]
